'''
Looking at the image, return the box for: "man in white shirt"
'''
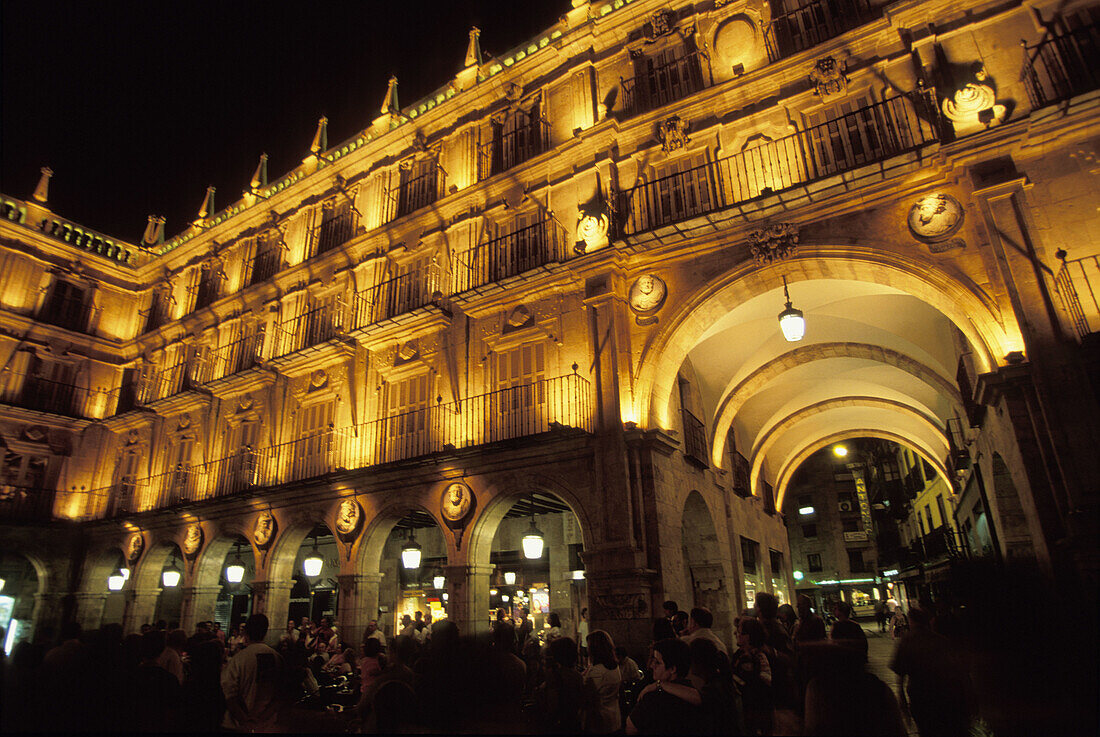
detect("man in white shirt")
[221,614,284,732]
[679,606,729,654]
[365,619,386,647]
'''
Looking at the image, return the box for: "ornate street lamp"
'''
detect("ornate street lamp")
[778,276,805,342]
[225,543,246,584]
[107,569,126,591]
[303,535,324,578]
[162,552,181,588]
[503,571,516,586]
[522,516,545,560]
[433,573,445,590]
[401,528,422,570]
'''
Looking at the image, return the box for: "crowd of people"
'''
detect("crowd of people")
[0,588,1055,734]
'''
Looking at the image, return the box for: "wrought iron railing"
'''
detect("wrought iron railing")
[617,89,942,235]
[1021,21,1100,109]
[354,271,436,325]
[452,219,570,294]
[38,293,91,333]
[249,243,284,285]
[1054,250,1099,340]
[92,373,592,518]
[208,329,265,380]
[763,0,879,62]
[0,485,55,522]
[274,300,346,357]
[0,369,86,417]
[140,357,208,403]
[478,118,551,180]
[390,163,445,220]
[681,409,708,466]
[620,51,707,117]
[311,210,357,258]
[193,274,223,310]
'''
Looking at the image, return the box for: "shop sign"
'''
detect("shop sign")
[853,470,874,535]
[843,531,869,542]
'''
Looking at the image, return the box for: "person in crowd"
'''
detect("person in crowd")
[616,646,643,684]
[227,621,247,656]
[322,644,356,676]
[732,618,773,735]
[537,636,584,732]
[37,621,93,731]
[689,637,743,736]
[490,621,527,717]
[890,607,970,737]
[777,603,798,641]
[581,629,622,733]
[140,623,152,635]
[681,606,729,654]
[756,593,792,655]
[672,610,690,636]
[875,599,889,633]
[890,606,910,639]
[363,618,386,648]
[803,639,906,736]
[516,606,533,652]
[221,613,283,732]
[653,616,678,642]
[626,637,701,734]
[156,628,187,684]
[830,600,868,657]
[545,611,564,645]
[212,621,226,645]
[316,616,336,647]
[358,636,385,695]
[578,607,590,664]
[279,618,299,647]
[179,636,226,733]
[663,600,680,621]
[400,613,418,638]
[793,594,826,644]
[127,630,181,732]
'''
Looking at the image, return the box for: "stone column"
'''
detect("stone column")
[581,547,657,657]
[547,517,577,639]
[72,592,108,632]
[443,564,494,638]
[30,592,66,643]
[122,588,161,635]
[250,580,295,642]
[336,572,383,648]
[179,585,223,633]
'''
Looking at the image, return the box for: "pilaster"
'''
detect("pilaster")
[122,588,161,635]
[179,585,224,633]
[443,564,494,638]
[336,572,384,647]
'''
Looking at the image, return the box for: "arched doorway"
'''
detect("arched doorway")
[215,535,254,634]
[152,543,185,627]
[680,491,735,642]
[375,511,447,641]
[0,552,39,652]
[287,524,339,626]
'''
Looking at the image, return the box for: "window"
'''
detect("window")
[40,280,90,332]
[769,549,783,577]
[165,437,196,505]
[807,553,823,572]
[293,401,334,480]
[396,158,441,218]
[678,377,707,466]
[249,230,285,285]
[314,198,355,256]
[801,523,818,538]
[924,505,935,532]
[842,518,861,533]
[144,288,173,333]
[805,93,901,177]
[491,342,547,441]
[216,421,261,494]
[193,261,224,310]
[111,449,142,515]
[482,99,547,178]
[740,537,759,575]
[383,375,432,462]
[2,450,49,489]
[729,441,751,498]
[24,358,79,416]
[936,495,948,528]
[847,548,866,573]
[626,45,705,115]
[651,152,716,227]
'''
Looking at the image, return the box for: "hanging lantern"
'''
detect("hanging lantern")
[433,574,445,590]
[503,571,516,586]
[401,529,422,570]
[107,570,126,591]
[225,543,246,583]
[120,567,131,581]
[522,516,545,560]
[778,276,805,342]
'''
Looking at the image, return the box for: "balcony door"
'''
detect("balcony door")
[382,374,432,462]
[805,93,898,176]
[219,421,260,495]
[653,152,716,226]
[166,437,196,505]
[491,342,546,442]
[292,401,333,480]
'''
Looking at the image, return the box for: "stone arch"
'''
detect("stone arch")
[989,452,1032,561]
[774,430,952,511]
[711,342,965,465]
[634,248,1014,430]
[355,498,446,576]
[192,518,255,590]
[266,508,336,584]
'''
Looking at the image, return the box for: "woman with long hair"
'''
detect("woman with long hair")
[582,630,622,733]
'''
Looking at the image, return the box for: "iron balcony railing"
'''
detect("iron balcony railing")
[390,163,445,221]
[617,89,942,235]
[193,274,223,310]
[452,219,570,294]
[38,293,91,333]
[0,485,55,522]
[763,0,879,62]
[478,117,551,180]
[93,373,592,517]
[0,369,87,417]
[274,299,347,357]
[311,210,357,258]
[140,357,209,404]
[620,50,707,117]
[1021,21,1100,109]
[1054,249,1099,340]
[354,271,436,325]
[249,244,284,285]
[681,409,708,466]
[208,328,265,380]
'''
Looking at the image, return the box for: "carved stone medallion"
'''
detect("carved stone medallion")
[629,275,668,326]
[907,194,964,243]
[253,511,277,548]
[335,499,363,537]
[182,523,204,557]
[576,203,611,254]
[126,531,145,563]
[441,482,474,524]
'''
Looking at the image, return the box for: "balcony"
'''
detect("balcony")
[452,219,570,294]
[38,294,91,334]
[1054,250,1099,341]
[92,373,592,518]
[1021,21,1100,109]
[617,89,942,236]
[311,210,357,258]
[249,244,284,286]
[274,300,346,357]
[0,369,87,418]
[620,50,707,118]
[388,162,445,222]
[193,275,222,311]
[354,271,437,326]
[763,0,879,62]
[478,117,551,180]
[207,329,265,381]
[681,408,708,467]
[0,485,55,522]
[140,357,209,404]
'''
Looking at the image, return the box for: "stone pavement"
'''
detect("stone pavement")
[861,623,919,736]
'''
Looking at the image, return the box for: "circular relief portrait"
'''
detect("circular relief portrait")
[907,194,964,243]
[629,275,668,315]
[335,499,362,536]
[253,511,277,548]
[182,523,204,556]
[441,482,473,523]
[126,531,145,563]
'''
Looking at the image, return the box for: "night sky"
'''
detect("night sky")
[1,1,568,245]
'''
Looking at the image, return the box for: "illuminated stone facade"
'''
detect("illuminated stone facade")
[1,0,1098,651]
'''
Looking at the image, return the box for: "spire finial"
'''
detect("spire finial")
[310,117,328,156]
[465,27,483,68]
[142,216,166,246]
[193,186,216,227]
[381,76,399,115]
[250,153,269,192]
[33,166,54,204]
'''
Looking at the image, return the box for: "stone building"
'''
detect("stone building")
[1,0,1098,654]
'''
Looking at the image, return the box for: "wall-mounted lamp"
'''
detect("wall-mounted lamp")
[503,571,516,586]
